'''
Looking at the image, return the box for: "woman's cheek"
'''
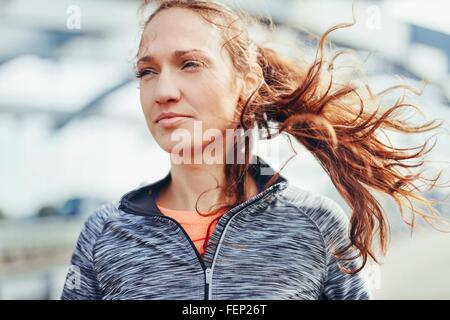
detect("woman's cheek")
[139,95,154,124]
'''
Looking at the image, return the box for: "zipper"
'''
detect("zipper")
[119,180,287,300]
[153,215,210,299]
[117,202,212,299]
[204,181,286,300]
[205,267,212,299]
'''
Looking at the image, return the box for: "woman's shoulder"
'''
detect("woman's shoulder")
[276,184,351,243]
[77,201,122,242]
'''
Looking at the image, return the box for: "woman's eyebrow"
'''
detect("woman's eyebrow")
[137,49,213,65]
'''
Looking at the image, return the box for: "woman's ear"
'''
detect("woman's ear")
[240,63,263,101]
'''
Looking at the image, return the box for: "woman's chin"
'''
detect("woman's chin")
[155,141,208,164]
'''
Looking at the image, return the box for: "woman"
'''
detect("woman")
[61,0,448,300]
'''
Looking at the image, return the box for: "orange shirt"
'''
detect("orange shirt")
[157,204,227,256]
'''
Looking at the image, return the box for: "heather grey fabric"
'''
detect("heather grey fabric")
[61,156,373,300]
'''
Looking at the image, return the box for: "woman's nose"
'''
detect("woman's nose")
[154,72,181,104]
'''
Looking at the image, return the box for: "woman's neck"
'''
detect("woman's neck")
[156,161,258,212]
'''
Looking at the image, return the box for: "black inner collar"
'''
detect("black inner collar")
[118,155,287,216]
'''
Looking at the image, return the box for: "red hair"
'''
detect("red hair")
[138,0,450,273]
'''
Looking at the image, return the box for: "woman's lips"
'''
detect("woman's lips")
[156,116,192,128]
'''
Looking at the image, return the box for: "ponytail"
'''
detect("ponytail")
[243,27,449,274]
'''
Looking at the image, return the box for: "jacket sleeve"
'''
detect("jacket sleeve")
[317,197,374,300]
[60,207,106,300]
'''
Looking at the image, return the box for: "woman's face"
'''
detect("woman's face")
[137,8,244,159]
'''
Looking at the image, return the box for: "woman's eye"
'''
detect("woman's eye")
[182,61,203,70]
[135,69,154,79]
[136,61,203,79]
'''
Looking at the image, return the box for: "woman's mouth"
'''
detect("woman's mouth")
[156,116,192,128]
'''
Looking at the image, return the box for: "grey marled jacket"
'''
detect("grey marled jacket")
[61,156,373,300]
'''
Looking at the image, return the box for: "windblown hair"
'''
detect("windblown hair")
[138,0,450,273]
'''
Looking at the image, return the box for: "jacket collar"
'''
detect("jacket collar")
[118,155,288,216]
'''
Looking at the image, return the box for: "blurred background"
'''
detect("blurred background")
[0,0,449,299]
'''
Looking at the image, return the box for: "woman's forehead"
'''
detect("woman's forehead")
[140,8,222,54]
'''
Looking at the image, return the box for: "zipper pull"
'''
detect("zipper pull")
[205,267,212,284]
